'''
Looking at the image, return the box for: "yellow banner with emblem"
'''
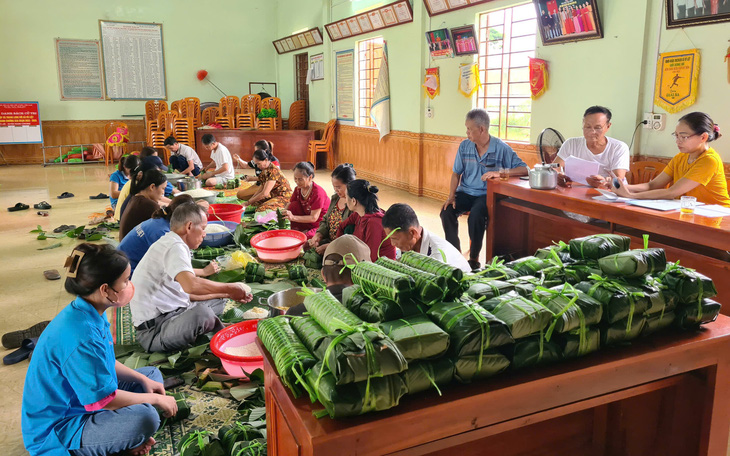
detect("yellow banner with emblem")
[654,49,700,114]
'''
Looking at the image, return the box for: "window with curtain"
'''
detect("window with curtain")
[476,3,537,142]
[357,36,384,127]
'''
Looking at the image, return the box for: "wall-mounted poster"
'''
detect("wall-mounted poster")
[381,6,398,25]
[447,0,468,7]
[357,14,373,32]
[368,10,386,28]
[393,2,414,21]
[347,18,362,35]
[654,49,700,114]
[325,1,414,42]
[336,49,355,121]
[450,25,478,56]
[338,22,352,37]
[666,0,730,28]
[310,53,324,81]
[533,0,603,45]
[55,39,105,100]
[423,0,496,16]
[327,24,342,40]
[426,28,454,59]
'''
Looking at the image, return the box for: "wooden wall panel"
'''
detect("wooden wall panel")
[0,119,145,165]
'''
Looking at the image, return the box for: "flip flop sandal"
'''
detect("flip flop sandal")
[33,201,52,210]
[7,203,29,212]
[57,192,75,199]
[37,211,49,217]
[2,321,49,349]
[89,193,109,199]
[53,225,69,233]
[43,269,61,281]
[3,337,38,365]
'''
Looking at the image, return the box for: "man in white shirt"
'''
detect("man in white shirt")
[164,135,204,176]
[382,203,472,272]
[556,106,630,189]
[200,133,235,187]
[130,203,252,352]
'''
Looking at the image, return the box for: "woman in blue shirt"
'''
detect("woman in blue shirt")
[109,155,140,210]
[21,243,177,456]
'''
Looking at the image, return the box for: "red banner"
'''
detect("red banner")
[0,103,40,127]
[529,58,548,100]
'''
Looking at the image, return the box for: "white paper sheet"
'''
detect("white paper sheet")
[592,195,631,203]
[626,200,683,211]
[564,156,601,185]
[693,205,730,218]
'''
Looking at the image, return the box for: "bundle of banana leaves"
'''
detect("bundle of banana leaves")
[601,315,646,346]
[345,287,423,323]
[193,246,225,260]
[303,248,323,269]
[480,291,554,339]
[376,256,448,304]
[598,248,667,278]
[351,261,416,304]
[178,431,225,456]
[466,279,515,301]
[674,298,721,330]
[569,234,631,260]
[554,327,601,358]
[379,315,450,361]
[575,275,650,325]
[470,257,521,281]
[534,241,572,263]
[400,358,454,395]
[506,256,553,277]
[507,334,562,369]
[400,251,466,299]
[506,276,563,298]
[218,422,264,455]
[452,351,511,383]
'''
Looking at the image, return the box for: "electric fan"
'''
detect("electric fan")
[537,127,565,164]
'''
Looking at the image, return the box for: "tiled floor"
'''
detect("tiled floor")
[0,163,473,455]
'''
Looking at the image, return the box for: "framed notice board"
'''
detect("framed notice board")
[335,50,355,122]
[0,102,43,145]
[99,20,167,100]
[56,39,105,100]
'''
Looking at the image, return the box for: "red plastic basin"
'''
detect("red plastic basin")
[250,229,307,263]
[208,203,244,223]
[210,320,263,378]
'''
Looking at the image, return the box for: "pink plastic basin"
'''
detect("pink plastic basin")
[250,229,307,263]
[208,203,244,223]
[210,320,264,378]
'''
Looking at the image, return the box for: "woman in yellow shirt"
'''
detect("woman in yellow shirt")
[614,112,729,207]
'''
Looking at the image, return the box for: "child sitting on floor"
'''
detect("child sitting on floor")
[22,243,177,456]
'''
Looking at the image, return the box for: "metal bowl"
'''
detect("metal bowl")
[265,287,322,315]
[166,173,188,184]
[178,177,202,192]
[177,189,217,204]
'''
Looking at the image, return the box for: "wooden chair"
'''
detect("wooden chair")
[104,121,129,166]
[202,106,218,126]
[216,96,239,129]
[287,100,307,130]
[237,94,261,129]
[307,119,336,170]
[260,97,282,129]
[629,161,666,184]
[145,100,167,146]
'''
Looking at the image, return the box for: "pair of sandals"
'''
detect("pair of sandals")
[2,321,50,365]
[7,202,50,212]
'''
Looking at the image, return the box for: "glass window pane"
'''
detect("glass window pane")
[485,69,502,82]
[509,67,529,83]
[507,126,530,142]
[508,83,531,97]
[507,112,531,127]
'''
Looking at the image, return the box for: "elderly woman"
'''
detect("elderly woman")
[309,163,357,254]
[238,148,292,212]
[613,112,730,206]
[232,140,280,201]
[285,161,330,239]
[555,106,630,189]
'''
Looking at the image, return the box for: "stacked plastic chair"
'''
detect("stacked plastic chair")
[236,94,261,129]
[145,100,168,146]
[170,100,181,114]
[175,97,200,147]
[215,96,239,129]
[202,106,218,126]
[153,110,179,165]
[307,119,337,170]
[287,100,307,130]
[258,97,282,130]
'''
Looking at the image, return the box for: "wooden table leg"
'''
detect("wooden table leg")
[486,186,497,260]
[699,351,730,455]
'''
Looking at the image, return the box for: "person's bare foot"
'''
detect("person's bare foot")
[126,437,156,455]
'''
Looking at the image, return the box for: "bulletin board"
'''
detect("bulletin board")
[55,39,105,100]
[0,102,43,145]
[99,20,167,100]
[335,50,355,122]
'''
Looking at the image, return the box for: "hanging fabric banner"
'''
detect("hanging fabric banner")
[458,63,480,98]
[654,49,700,114]
[370,42,391,140]
[423,67,440,99]
[529,58,548,100]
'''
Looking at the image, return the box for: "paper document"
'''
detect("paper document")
[625,199,703,211]
[592,195,631,203]
[564,156,601,185]
[693,205,730,218]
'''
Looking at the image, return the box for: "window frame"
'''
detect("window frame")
[356,36,384,128]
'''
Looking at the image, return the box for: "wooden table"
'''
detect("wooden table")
[194,129,315,168]
[260,316,730,455]
[486,179,730,310]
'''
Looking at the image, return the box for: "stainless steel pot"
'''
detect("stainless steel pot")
[265,287,322,316]
[529,163,559,190]
[177,177,202,192]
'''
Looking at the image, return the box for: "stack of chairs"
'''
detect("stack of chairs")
[201,106,218,126]
[307,119,337,170]
[174,97,200,148]
[287,100,307,130]
[145,100,168,147]
[215,96,239,129]
[156,110,179,164]
[236,94,261,129]
[170,100,181,114]
[258,97,282,130]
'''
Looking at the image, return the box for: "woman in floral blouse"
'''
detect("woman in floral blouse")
[243,149,292,212]
[308,164,357,254]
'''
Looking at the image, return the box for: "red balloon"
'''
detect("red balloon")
[196,70,208,81]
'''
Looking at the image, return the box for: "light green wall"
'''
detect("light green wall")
[0,0,278,120]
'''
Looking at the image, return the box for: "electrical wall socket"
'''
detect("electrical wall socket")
[643,112,653,129]
[330,104,335,112]
[651,113,666,131]
[425,107,434,118]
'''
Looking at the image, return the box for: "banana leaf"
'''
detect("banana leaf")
[641,311,676,337]
[191,258,211,268]
[658,262,717,306]
[466,280,515,301]
[554,326,601,358]
[532,284,603,335]
[480,291,554,339]
[306,362,407,418]
[505,256,552,277]
[178,431,226,456]
[508,334,562,370]
[562,261,602,285]
[598,248,667,278]
[470,257,520,280]
[506,276,562,298]
[218,422,264,454]
[601,315,646,346]
[342,285,360,307]
[379,315,450,361]
[290,316,329,359]
[574,277,649,325]
[427,300,514,357]
[638,284,676,317]
[534,241,572,263]
[400,358,454,395]
[569,234,631,260]
[161,392,191,424]
[230,439,267,456]
[303,248,323,269]
[674,299,722,330]
[257,317,317,398]
[208,269,246,283]
[345,287,423,323]
[453,350,511,383]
